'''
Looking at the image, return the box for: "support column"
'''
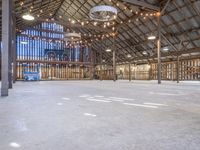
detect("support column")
[12,14,17,83]
[93,51,96,79]
[8,0,14,88]
[113,49,116,81]
[149,63,152,80]
[100,48,103,81]
[177,56,180,83]
[89,46,94,80]
[1,0,12,96]
[157,13,161,84]
[129,62,131,81]
[113,36,116,81]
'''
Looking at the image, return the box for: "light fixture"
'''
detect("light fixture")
[64,33,81,42]
[93,22,98,26]
[163,47,169,51]
[20,41,28,45]
[89,5,118,22]
[22,13,35,21]
[127,54,131,58]
[142,51,148,55]
[106,48,112,52]
[71,20,76,24]
[148,35,156,40]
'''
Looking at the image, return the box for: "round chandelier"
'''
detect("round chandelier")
[89,5,118,22]
[64,33,81,42]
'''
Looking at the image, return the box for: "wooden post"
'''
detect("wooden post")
[1,0,12,96]
[177,56,180,83]
[113,35,116,81]
[129,62,131,81]
[100,48,103,81]
[12,6,17,83]
[157,13,161,84]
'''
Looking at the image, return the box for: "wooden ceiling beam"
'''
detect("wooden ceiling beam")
[121,0,160,11]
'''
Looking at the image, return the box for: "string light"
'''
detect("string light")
[17,0,158,45]
[20,1,24,6]
[93,22,97,26]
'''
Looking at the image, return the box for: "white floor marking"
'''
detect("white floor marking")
[88,97,95,99]
[61,97,70,100]
[101,98,124,102]
[84,113,97,117]
[86,98,112,103]
[149,91,185,96]
[57,103,63,106]
[123,103,158,108]
[79,95,90,98]
[144,102,168,106]
[109,97,134,101]
[94,95,104,98]
[10,142,21,148]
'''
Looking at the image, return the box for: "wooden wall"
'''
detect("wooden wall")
[16,62,92,80]
[150,58,200,80]
[95,58,200,81]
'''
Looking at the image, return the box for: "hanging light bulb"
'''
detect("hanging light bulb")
[127,54,131,58]
[20,2,24,6]
[93,22,97,26]
[71,20,76,24]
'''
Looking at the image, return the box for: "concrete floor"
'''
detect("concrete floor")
[0,80,200,150]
